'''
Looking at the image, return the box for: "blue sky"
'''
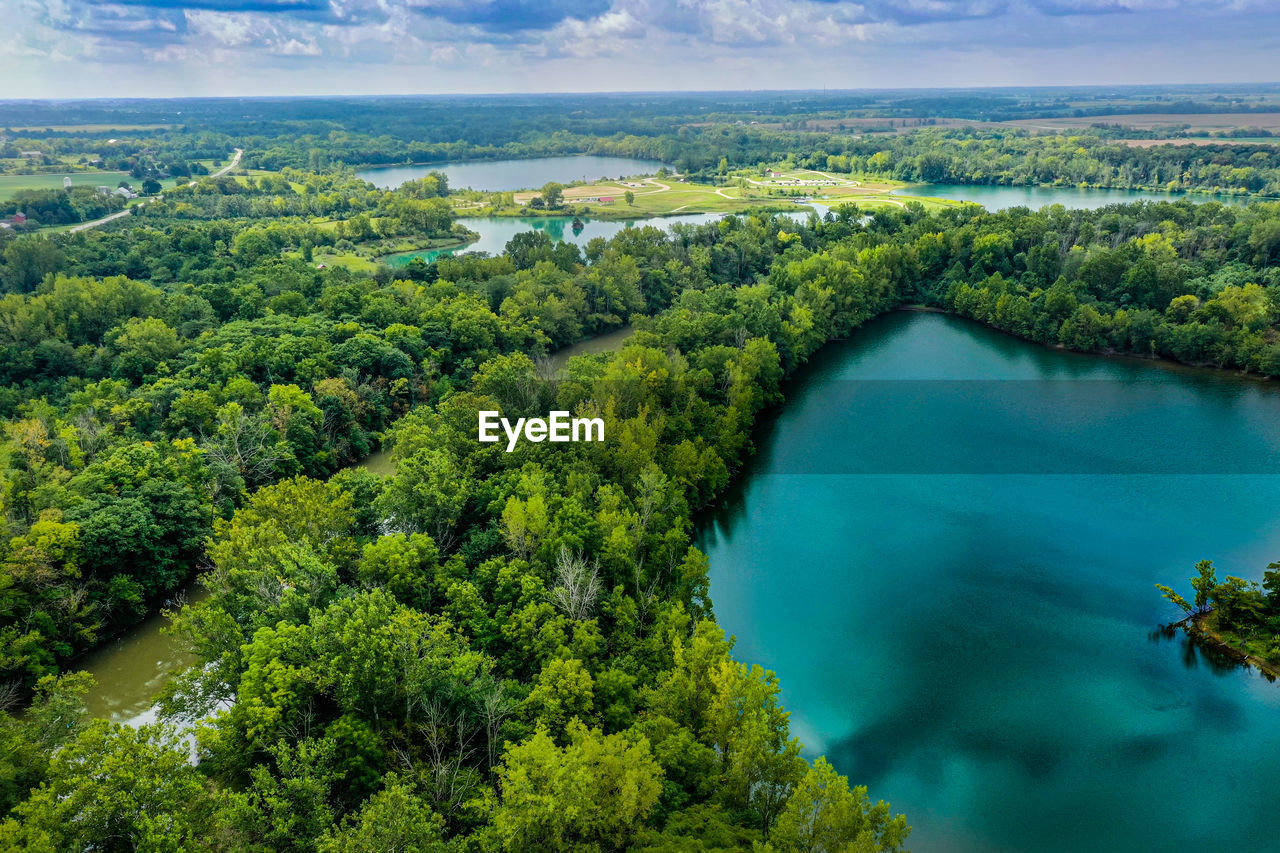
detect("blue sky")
[3,0,1279,98]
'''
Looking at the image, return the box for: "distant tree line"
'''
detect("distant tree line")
[0,146,1279,848]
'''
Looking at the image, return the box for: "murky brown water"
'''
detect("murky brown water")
[74,585,205,725]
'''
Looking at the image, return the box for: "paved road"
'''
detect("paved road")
[68,148,242,233]
[191,147,242,185]
[67,207,133,233]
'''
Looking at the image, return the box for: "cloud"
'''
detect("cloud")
[5,0,1280,96]
[37,1,189,44]
[854,0,1009,25]
[110,0,330,12]
[406,0,614,33]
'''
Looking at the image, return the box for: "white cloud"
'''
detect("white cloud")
[2,0,1278,96]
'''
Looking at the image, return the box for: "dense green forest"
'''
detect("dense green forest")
[0,198,920,851]
[2,89,1280,848]
[7,90,1280,213]
[805,131,1280,196]
[1,167,1279,845]
[7,85,1280,138]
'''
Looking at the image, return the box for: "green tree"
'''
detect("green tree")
[540,182,565,210]
[0,722,211,852]
[0,672,93,814]
[318,775,447,853]
[1,238,63,293]
[492,721,662,851]
[109,317,182,381]
[772,757,910,852]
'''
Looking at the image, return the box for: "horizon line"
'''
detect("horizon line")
[4,81,1280,104]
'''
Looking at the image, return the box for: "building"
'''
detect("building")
[12,212,27,225]
[19,150,41,158]
[113,187,137,199]
[63,177,73,190]
[96,186,113,196]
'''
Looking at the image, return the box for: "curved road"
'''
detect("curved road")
[69,148,242,233]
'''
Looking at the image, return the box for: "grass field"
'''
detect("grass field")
[0,170,194,197]
[0,171,133,193]
[495,169,961,217]
[309,250,382,273]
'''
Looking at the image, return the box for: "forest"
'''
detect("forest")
[0,158,1278,846]
[8,90,1280,206]
[1,87,1280,848]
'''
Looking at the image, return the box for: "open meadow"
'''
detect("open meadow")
[0,170,133,194]
[502,168,963,217]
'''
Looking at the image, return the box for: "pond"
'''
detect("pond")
[699,310,1280,852]
[893,182,1257,210]
[385,213,727,265]
[356,155,667,192]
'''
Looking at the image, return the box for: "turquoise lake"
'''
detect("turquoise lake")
[356,155,666,191]
[699,311,1280,852]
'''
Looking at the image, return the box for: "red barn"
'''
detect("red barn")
[11,212,26,225]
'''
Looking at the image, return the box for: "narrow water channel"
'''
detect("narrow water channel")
[76,327,637,723]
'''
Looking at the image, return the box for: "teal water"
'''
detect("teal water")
[386,213,725,264]
[893,183,1255,210]
[700,311,1280,852]
[357,155,666,191]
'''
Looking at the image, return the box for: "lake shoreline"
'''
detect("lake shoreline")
[380,234,479,264]
[1186,614,1280,680]
[893,182,1279,205]
[456,203,812,222]
[701,308,1280,850]
[352,151,667,172]
[896,305,1277,385]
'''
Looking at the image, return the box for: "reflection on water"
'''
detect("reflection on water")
[1148,620,1279,683]
[356,155,668,192]
[892,182,1256,211]
[74,585,204,726]
[385,213,726,265]
[700,310,1280,852]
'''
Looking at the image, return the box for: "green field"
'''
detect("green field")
[0,170,193,197]
[0,171,132,193]
[491,171,963,218]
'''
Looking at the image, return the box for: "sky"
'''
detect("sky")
[2,0,1279,99]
